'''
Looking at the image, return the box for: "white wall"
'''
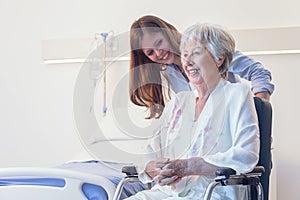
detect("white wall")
[1,0,300,199]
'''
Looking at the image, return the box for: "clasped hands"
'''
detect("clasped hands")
[153,158,188,186]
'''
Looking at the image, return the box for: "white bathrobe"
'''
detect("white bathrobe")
[129,79,260,200]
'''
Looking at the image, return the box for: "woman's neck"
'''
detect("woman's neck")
[194,77,220,99]
[173,55,182,67]
[194,88,210,121]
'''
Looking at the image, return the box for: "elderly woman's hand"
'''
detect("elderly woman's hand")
[145,158,170,179]
[161,159,188,177]
[153,157,219,186]
[154,159,188,186]
[154,174,182,186]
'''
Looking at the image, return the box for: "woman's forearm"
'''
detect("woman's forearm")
[255,91,270,101]
[160,157,219,178]
[185,157,219,176]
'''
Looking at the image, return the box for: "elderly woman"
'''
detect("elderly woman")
[125,23,260,200]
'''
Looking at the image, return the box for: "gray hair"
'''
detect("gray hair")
[180,23,235,79]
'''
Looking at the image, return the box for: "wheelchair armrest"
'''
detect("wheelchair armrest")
[215,166,265,177]
[122,166,138,177]
[215,168,236,178]
[250,166,265,174]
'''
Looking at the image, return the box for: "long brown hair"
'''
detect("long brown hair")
[129,15,182,119]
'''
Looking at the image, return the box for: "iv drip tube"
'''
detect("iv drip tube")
[100,33,109,116]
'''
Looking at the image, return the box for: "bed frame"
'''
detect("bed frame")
[0,167,116,200]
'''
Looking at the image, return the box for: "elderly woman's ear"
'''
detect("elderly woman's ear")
[215,55,225,68]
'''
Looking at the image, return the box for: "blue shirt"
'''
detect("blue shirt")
[164,51,275,95]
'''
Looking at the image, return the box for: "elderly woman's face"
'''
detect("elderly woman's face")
[141,31,176,65]
[181,42,220,86]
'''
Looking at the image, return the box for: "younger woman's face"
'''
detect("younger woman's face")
[141,31,176,65]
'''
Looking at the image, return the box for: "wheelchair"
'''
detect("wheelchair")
[113,97,273,200]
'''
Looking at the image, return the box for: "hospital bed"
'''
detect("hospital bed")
[0,165,115,200]
[0,160,148,200]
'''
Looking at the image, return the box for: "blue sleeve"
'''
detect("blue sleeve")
[164,64,191,93]
[229,51,275,95]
